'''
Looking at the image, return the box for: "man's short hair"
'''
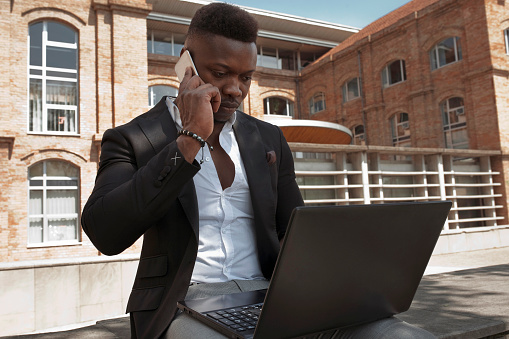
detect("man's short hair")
[187,2,258,43]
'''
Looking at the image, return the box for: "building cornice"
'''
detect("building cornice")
[147,12,340,48]
[92,0,152,16]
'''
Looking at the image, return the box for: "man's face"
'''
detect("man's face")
[185,34,257,122]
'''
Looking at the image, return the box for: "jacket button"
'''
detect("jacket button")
[154,180,162,187]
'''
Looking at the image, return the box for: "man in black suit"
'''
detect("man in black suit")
[83,3,436,338]
[82,3,302,338]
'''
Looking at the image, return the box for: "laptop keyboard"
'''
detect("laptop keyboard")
[206,303,262,332]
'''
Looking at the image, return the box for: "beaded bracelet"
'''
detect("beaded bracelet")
[178,129,213,164]
[178,129,206,148]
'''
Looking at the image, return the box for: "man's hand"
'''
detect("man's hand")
[174,67,221,163]
[176,67,220,140]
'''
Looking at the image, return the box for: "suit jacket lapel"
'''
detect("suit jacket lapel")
[137,97,199,239]
[234,112,276,230]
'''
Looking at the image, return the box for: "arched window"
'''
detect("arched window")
[28,160,80,244]
[430,37,462,70]
[28,21,78,134]
[263,97,294,117]
[390,113,411,147]
[148,85,178,107]
[382,60,406,88]
[353,125,365,145]
[342,78,360,102]
[308,92,326,114]
[441,97,468,149]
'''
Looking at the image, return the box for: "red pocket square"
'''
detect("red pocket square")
[266,151,276,165]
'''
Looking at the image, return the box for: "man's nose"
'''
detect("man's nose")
[223,77,242,97]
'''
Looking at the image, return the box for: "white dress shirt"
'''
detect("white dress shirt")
[166,98,265,283]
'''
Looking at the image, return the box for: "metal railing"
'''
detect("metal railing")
[289,143,504,230]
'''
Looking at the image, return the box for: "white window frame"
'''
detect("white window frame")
[27,21,79,135]
[390,113,411,147]
[442,97,468,149]
[147,31,185,57]
[308,92,326,115]
[28,161,80,247]
[257,46,298,71]
[264,97,294,117]
[353,125,365,145]
[382,60,406,88]
[430,36,462,70]
[148,85,178,107]
[342,78,360,102]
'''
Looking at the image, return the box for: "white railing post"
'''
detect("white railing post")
[361,151,370,204]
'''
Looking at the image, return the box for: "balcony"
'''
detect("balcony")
[289,143,504,230]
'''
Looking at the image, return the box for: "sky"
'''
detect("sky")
[226,0,411,29]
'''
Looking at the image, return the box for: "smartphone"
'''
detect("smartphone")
[175,50,199,82]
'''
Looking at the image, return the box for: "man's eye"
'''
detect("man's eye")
[213,71,227,78]
[242,76,252,81]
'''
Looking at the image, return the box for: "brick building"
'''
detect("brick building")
[297,0,509,229]
[0,0,355,263]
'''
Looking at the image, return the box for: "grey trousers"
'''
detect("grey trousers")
[163,280,436,339]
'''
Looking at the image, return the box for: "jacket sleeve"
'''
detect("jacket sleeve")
[81,127,199,255]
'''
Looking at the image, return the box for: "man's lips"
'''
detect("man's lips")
[220,101,239,109]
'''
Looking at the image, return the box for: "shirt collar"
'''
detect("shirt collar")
[166,97,237,132]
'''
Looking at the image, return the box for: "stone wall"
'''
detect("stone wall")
[0,254,139,336]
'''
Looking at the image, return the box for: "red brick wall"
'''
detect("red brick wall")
[0,0,146,262]
[2,0,509,262]
[300,0,509,223]
[300,0,506,151]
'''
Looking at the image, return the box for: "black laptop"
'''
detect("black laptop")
[177,201,452,339]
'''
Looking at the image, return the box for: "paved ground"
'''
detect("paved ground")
[3,247,509,339]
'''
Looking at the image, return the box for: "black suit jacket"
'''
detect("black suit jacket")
[82,97,304,338]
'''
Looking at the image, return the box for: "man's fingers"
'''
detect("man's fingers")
[210,90,221,112]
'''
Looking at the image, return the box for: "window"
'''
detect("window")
[28,21,78,134]
[299,51,318,69]
[147,31,185,56]
[430,37,462,70]
[342,78,360,102]
[257,46,297,70]
[148,85,178,107]
[308,92,326,114]
[28,161,80,245]
[442,97,468,149]
[390,113,411,147]
[382,60,406,88]
[264,97,294,117]
[353,125,366,145]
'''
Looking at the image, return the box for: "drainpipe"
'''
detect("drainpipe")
[357,50,368,145]
[295,77,301,120]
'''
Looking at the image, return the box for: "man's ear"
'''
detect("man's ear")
[179,47,187,57]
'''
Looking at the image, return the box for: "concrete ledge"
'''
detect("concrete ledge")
[0,255,139,336]
[433,226,509,255]
[0,254,140,271]
[3,264,508,339]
